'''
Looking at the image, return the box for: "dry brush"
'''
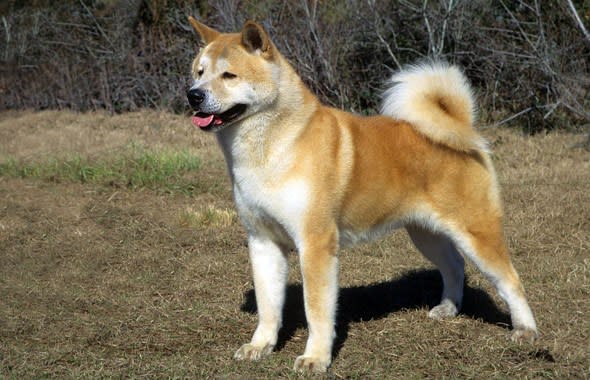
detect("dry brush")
[1,0,588,132]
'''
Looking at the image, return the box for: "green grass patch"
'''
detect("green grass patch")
[0,143,201,194]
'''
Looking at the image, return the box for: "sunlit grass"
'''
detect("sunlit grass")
[0,142,201,194]
[179,205,238,228]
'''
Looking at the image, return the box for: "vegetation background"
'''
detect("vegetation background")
[0,0,589,378]
[1,0,589,133]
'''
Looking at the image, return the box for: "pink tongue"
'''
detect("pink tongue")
[192,114,215,128]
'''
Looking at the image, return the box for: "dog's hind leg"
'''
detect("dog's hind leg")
[407,225,465,319]
[234,236,289,361]
[448,219,538,343]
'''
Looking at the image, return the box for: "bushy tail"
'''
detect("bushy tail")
[381,62,488,153]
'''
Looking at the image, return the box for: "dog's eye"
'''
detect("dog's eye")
[197,67,204,77]
[222,72,237,79]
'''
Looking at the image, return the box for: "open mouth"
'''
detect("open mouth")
[191,104,248,131]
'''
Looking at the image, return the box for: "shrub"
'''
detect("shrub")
[1,0,588,132]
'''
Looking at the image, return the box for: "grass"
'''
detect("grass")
[0,143,200,194]
[179,205,238,228]
[0,110,589,378]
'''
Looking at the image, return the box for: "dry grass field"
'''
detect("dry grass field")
[0,110,588,378]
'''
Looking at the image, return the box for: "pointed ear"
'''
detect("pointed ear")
[241,20,273,58]
[188,16,220,45]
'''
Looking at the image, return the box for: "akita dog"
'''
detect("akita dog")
[186,17,538,373]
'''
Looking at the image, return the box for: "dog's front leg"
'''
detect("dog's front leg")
[294,229,339,373]
[234,235,289,361]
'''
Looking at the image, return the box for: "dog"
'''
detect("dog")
[186,17,538,373]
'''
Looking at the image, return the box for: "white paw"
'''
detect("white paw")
[510,328,538,344]
[234,343,274,361]
[428,300,459,320]
[293,355,330,373]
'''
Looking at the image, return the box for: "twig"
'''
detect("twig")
[302,0,335,88]
[560,100,590,121]
[437,0,455,56]
[79,0,114,51]
[422,0,436,56]
[373,19,402,70]
[566,0,590,44]
[543,102,560,120]
[492,107,534,127]
[498,0,537,54]
[2,16,9,61]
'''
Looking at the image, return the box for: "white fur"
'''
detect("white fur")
[235,236,289,360]
[232,163,311,248]
[396,207,535,330]
[443,226,538,334]
[381,62,489,153]
[407,226,465,318]
[278,180,311,223]
[497,280,538,332]
[339,219,405,247]
[381,62,474,122]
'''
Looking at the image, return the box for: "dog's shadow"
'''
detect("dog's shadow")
[240,269,510,357]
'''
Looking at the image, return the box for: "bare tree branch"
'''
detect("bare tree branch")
[566,0,590,44]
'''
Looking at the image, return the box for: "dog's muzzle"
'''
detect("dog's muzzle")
[187,87,247,131]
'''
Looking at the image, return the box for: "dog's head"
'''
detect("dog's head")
[187,17,279,133]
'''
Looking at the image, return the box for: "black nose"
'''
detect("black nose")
[187,88,205,109]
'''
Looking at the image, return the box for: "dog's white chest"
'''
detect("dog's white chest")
[232,166,310,246]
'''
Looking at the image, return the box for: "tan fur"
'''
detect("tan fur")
[187,18,538,373]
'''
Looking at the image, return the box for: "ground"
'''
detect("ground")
[0,110,588,378]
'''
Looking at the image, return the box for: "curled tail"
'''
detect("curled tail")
[381,62,488,153]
